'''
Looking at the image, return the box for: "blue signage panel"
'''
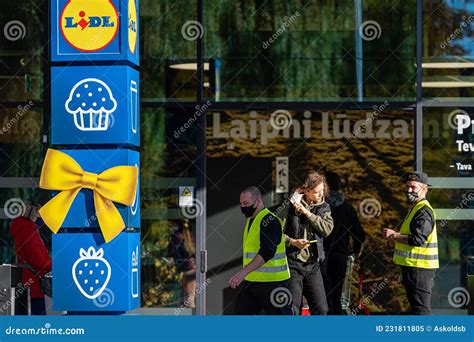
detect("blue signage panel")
[51,65,139,147]
[54,148,140,228]
[51,0,139,65]
[52,232,140,312]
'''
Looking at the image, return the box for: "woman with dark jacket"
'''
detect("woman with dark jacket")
[284,171,334,315]
[9,202,52,315]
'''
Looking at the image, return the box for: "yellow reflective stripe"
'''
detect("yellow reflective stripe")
[396,242,438,248]
[244,252,286,260]
[253,265,289,273]
[394,249,438,260]
[395,245,438,256]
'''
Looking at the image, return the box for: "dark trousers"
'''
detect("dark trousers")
[288,260,328,315]
[401,266,436,315]
[31,298,46,315]
[234,280,292,315]
[322,253,348,315]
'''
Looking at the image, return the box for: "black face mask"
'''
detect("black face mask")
[406,191,418,203]
[241,200,257,218]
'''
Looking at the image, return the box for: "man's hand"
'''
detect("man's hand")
[229,268,248,289]
[383,228,398,240]
[291,238,311,250]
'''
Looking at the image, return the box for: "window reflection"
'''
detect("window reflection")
[423,0,474,99]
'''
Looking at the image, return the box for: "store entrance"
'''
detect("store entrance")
[205,109,414,314]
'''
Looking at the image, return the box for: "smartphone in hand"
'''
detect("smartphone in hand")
[290,193,303,205]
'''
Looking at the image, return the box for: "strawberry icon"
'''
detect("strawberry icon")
[72,246,111,300]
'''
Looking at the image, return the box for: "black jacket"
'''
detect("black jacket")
[324,191,366,257]
[284,201,333,263]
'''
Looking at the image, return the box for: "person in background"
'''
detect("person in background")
[230,186,291,315]
[284,171,334,315]
[383,171,438,315]
[323,171,366,315]
[168,219,196,308]
[9,200,52,315]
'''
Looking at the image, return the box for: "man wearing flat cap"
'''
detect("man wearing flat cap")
[383,171,438,315]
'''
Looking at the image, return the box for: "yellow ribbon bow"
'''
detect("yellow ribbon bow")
[38,149,138,243]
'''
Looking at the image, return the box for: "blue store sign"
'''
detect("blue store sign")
[51,65,139,147]
[51,0,139,65]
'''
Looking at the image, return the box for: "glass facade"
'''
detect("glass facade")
[0,0,472,315]
[204,0,416,101]
[423,0,474,99]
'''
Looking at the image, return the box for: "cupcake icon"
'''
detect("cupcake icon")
[65,78,117,131]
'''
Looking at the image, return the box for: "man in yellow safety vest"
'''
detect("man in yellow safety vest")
[383,171,438,315]
[229,186,292,315]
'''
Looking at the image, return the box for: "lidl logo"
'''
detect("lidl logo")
[128,0,137,54]
[60,0,119,52]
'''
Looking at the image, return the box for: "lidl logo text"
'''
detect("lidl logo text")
[64,12,115,29]
[60,0,119,52]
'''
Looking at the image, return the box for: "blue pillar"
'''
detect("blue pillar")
[48,0,140,314]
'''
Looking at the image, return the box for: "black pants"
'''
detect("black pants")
[288,260,328,315]
[31,298,46,315]
[401,266,436,315]
[322,253,348,315]
[234,280,293,315]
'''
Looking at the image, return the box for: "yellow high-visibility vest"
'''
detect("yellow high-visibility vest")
[243,208,290,282]
[393,199,439,269]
